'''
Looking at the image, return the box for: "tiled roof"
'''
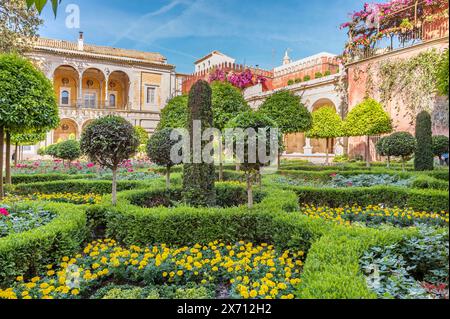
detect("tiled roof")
[34,38,168,65]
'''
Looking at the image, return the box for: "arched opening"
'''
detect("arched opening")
[53,119,78,142]
[82,68,105,108]
[108,71,130,109]
[311,99,338,154]
[53,65,79,107]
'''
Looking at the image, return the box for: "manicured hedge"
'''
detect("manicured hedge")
[291,186,448,212]
[411,175,449,191]
[87,186,302,248]
[10,173,95,184]
[297,226,418,299]
[0,202,87,287]
[10,179,151,195]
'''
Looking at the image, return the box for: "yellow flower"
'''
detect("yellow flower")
[71,289,80,296]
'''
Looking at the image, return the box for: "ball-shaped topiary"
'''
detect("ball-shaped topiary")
[226,111,279,208]
[80,115,139,205]
[414,111,434,171]
[383,132,416,171]
[146,128,181,188]
[432,135,449,158]
[55,139,82,163]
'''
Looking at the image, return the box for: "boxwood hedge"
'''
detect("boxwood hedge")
[0,202,87,287]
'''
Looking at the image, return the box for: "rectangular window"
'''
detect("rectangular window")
[145,86,157,106]
[84,93,97,108]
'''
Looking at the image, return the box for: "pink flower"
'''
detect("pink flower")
[0,208,9,217]
[330,173,337,177]
[87,163,95,168]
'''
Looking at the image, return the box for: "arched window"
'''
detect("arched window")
[109,94,116,107]
[61,90,70,106]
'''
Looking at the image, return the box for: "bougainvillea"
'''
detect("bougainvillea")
[209,68,267,90]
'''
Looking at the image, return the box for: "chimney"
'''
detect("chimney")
[78,32,84,51]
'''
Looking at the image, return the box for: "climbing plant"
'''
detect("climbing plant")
[377,50,448,126]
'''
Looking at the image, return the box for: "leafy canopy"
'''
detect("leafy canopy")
[25,0,61,15]
[11,131,47,146]
[80,115,139,169]
[0,54,59,132]
[258,90,312,134]
[344,98,392,137]
[157,95,189,130]
[307,106,344,139]
[55,139,81,161]
[432,135,449,157]
[146,128,180,168]
[226,111,279,172]
[383,132,416,158]
[211,81,251,130]
[1,0,42,53]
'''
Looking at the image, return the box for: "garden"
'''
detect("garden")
[0,52,449,301]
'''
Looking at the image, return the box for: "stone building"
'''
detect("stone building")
[23,32,181,158]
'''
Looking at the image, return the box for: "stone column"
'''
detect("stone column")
[78,74,83,108]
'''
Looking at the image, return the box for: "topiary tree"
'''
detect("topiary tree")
[45,143,59,158]
[226,111,278,208]
[414,111,434,171]
[258,90,312,169]
[211,81,251,180]
[80,115,139,205]
[383,132,417,171]
[432,135,449,164]
[55,139,81,164]
[343,98,393,167]
[0,53,59,198]
[375,136,392,168]
[182,80,216,207]
[306,106,344,165]
[157,95,188,130]
[146,128,180,189]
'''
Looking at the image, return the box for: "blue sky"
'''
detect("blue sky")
[38,0,366,73]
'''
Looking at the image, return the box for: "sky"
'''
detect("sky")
[38,0,367,74]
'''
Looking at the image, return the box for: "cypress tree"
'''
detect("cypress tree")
[182,80,216,207]
[414,111,434,171]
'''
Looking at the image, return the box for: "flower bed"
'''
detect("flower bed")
[0,202,87,286]
[300,204,449,228]
[0,239,304,300]
[0,204,56,238]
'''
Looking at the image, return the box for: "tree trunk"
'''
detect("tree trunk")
[112,167,118,206]
[325,138,330,166]
[246,173,253,209]
[258,167,262,187]
[218,142,224,181]
[166,166,171,189]
[387,156,391,169]
[366,135,371,168]
[0,126,4,200]
[14,143,18,167]
[277,151,281,170]
[402,157,406,172]
[5,131,11,185]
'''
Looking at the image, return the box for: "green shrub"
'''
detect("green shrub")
[314,72,323,79]
[287,79,294,85]
[303,75,311,81]
[411,175,449,191]
[292,186,448,212]
[11,173,95,184]
[432,135,449,158]
[183,80,216,207]
[297,226,418,299]
[11,179,148,195]
[56,139,81,162]
[0,202,87,286]
[415,111,434,171]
